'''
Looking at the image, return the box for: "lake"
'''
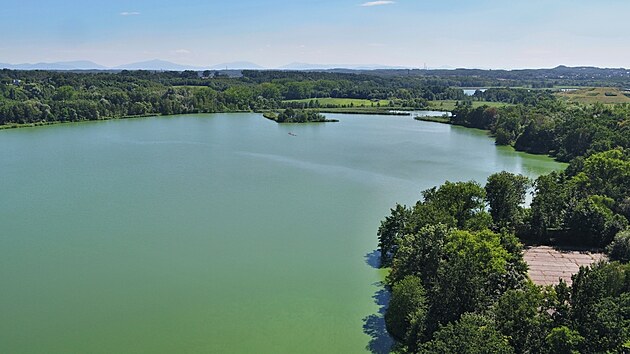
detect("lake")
[389,110,452,118]
[0,113,564,353]
[463,88,488,96]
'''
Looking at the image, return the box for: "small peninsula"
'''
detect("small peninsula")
[263,108,338,123]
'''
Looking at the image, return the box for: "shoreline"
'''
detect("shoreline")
[0,110,255,131]
[415,115,569,163]
[0,113,163,131]
[262,111,339,123]
[1,110,566,165]
[0,108,409,131]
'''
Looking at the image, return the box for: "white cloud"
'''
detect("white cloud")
[360,1,395,7]
[174,49,191,54]
[120,11,140,16]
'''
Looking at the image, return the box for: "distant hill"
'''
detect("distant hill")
[353,65,630,81]
[210,61,264,70]
[279,62,334,70]
[279,62,415,70]
[0,60,628,84]
[114,59,205,71]
[0,59,262,71]
[0,60,106,70]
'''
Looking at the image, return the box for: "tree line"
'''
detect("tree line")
[451,101,630,162]
[1,68,564,127]
[0,69,479,125]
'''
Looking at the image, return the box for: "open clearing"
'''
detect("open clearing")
[285,98,510,111]
[556,87,630,104]
[283,98,391,107]
[524,246,606,286]
[427,100,510,111]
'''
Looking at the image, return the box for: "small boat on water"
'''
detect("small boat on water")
[288,132,297,136]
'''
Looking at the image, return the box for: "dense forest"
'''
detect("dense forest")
[2,67,628,127]
[450,99,630,162]
[0,69,469,125]
[362,66,630,87]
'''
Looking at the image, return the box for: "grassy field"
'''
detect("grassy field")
[427,100,511,111]
[285,97,512,113]
[283,98,391,107]
[556,87,630,104]
[317,107,410,115]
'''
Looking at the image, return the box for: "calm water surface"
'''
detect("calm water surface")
[463,88,488,96]
[0,113,564,353]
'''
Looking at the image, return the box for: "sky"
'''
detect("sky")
[1,0,629,69]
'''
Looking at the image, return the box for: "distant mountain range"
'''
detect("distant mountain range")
[1,61,628,76]
[0,59,417,71]
[114,59,200,71]
[0,60,107,70]
[279,62,417,70]
[210,61,264,70]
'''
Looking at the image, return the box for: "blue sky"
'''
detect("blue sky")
[1,0,628,68]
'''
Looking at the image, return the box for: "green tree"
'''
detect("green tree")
[494,284,551,353]
[377,204,411,267]
[530,172,566,241]
[570,262,630,353]
[607,230,630,263]
[422,181,488,230]
[409,181,491,232]
[385,275,427,347]
[417,313,514,354]
[53,85,75,101]
[427,229,513,329]
[544,326,584,354]
[485,172,531,229]
[389,224,450,285]
[567,195,627,246]
[579,148,630,202]
[586,294,630,353]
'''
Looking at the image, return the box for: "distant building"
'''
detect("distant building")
[12,79,21,85]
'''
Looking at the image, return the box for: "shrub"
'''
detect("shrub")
[607,230,630,263]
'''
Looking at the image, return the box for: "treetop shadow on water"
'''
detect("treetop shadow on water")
[363,250,394,353]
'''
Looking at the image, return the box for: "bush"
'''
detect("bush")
[607,230,630,263]
[385,275,427,349]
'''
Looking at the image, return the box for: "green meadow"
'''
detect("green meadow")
[283,98,392,107]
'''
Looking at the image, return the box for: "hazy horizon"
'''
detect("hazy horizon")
[1,0,629,69]
[1,59,628,72]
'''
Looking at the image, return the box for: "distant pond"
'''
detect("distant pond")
[463,88,488,96]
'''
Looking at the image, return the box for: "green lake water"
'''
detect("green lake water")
[0,113,564,353]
